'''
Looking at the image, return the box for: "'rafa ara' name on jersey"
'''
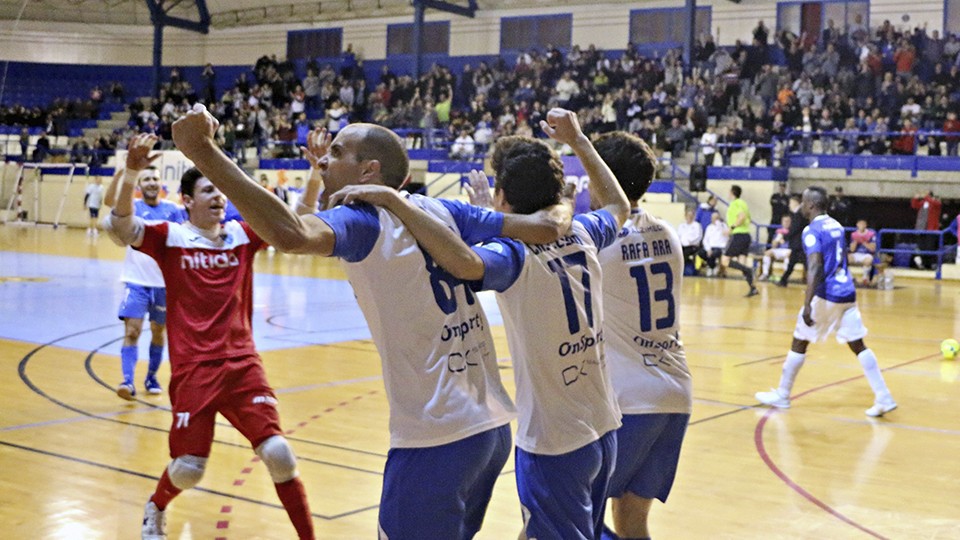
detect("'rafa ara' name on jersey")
[620,238,673,261]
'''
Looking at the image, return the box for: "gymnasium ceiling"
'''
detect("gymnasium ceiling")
[0,0,640,29]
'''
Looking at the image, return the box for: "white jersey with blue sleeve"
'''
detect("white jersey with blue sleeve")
[471,210,623,456]
[315,194,516,449]
[120,199,184,287]
[597,208,692,415]
[803,214,856,303]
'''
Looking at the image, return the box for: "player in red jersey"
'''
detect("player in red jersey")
[104,134,315,540]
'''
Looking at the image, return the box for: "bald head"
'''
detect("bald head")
[347,124,410,189]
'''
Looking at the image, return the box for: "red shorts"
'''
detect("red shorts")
[167,354,282,458]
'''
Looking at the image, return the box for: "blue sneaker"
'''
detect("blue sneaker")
[144,375,163,395]
[117,381,136,401]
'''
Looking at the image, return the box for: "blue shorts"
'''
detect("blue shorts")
[378,424,511,540]
[88,207,100,218]
[516,430,617,540]
[117,284,167,325]
[607,413,689,503]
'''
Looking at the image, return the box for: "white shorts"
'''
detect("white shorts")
[849,253,874,266]
[769,248,791,260]
[793,297,868,344]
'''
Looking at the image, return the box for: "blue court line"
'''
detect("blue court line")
[0,406,158,432]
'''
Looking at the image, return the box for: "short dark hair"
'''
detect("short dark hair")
[179,167,204,197]
[731,185,742,198]
[789,193,802,203]
[354,125,410,189]
[491,136,564,215]
[806,185,829,210]
[593,131,658,202]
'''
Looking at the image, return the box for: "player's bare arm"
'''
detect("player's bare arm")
[802,251,823,326]
[466,169,572,243]
[541,108,629,226]
[103,167,124,208]
[297,127,331,215]
[105,133,159,248]
[171,105,336,256]
[329,185,486,281]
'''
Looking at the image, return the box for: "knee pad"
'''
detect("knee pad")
[256,436,298,484]
[167,455,207,490]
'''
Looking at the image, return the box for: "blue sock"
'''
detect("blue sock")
[121,345,137,383]
[147,344,164,377]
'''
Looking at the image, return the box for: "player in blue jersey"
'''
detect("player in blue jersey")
[104,162,183,399]
[756,186,897,417]
[169,105,570,540]
[332,109,630,540]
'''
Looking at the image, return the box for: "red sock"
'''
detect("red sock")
[149,469,182,511]
[274,477,314,540]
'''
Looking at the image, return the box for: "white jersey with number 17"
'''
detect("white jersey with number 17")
[598,208,692,415]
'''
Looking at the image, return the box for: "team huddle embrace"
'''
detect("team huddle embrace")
[103,102,888,540]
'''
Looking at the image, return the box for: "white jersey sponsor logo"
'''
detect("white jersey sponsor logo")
[252,395,278,406]
[179,252,240,270]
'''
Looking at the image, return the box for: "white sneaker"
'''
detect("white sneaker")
[142,500,166,540]
[865,399,897,417]
[755,389,791,409]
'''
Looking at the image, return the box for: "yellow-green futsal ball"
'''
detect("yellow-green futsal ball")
[941,339,960,359]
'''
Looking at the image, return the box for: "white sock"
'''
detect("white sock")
[778,351,805,397]
[762,255,771,275]
[857,349,893,402]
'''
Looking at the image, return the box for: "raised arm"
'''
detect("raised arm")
[297,128,330,215]
[465,169,572,244]
[540,108,629,225]
[171,105,335,255]
[104,134,160,247]
[103,167,124,208]
[329,185,485,280]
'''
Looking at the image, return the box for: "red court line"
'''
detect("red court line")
[218,389,380,539]
[754,353,937,539]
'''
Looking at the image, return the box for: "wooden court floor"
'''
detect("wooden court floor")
[1,225,959,539]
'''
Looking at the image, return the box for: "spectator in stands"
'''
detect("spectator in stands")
[696,195,718,231]
[325,99,348,134]
[555,72,580,107]
[759,215,791,281]
[943,111,960,156]
[665,118,687,156]
[449,129,476,159]
[32,131,50,162]
[699,210,729,277]
[829,186,852,227]
[912,190,943,269]
[749,124,772,167]
[678,208,704,275]
[849,219,877,284]
[777,194,808,287]
[19,128,29,160]
[700,125,717,165]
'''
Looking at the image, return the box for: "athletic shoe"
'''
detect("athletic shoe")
[775,280,788,288]
[865,399,898,417]
[746,287,760,298]
[755,389,791,409]
[117,381,136,401]
[142,500,167,540]
[144,375,163,395]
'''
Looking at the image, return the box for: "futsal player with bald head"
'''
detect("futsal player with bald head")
[756,186,897,417]
[170,105,570,539]
[104,133,315,540]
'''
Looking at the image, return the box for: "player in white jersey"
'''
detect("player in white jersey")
[333,109,630,540]
[104,165,183,400]
[592,132,693,540]
[169,105,569,539]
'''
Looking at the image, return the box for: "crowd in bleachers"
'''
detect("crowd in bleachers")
[10,17,960,165]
